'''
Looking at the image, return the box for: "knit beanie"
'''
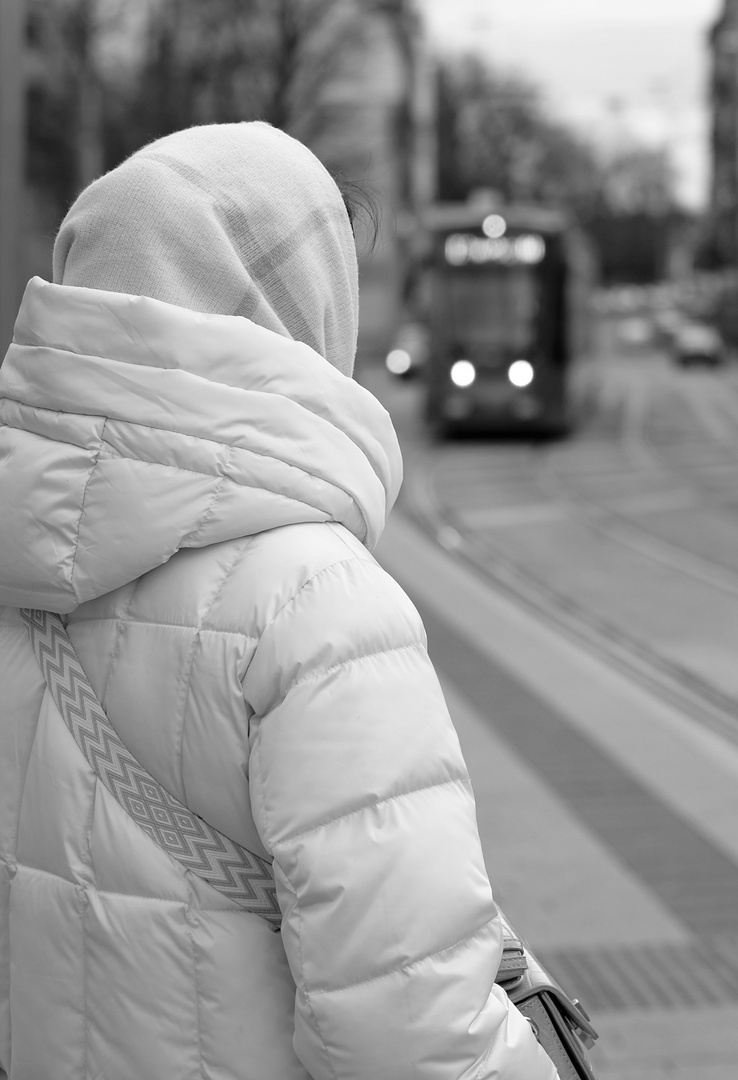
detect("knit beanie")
[52,122,359,377]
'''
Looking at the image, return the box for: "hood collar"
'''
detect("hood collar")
[0,279,402,612]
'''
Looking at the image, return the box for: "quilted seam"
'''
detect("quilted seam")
[182,444,234,545]
[184,915,207,1080]
[272,775,472,848]
[176,539,252,805]
[277,638,426,703]
[69,417,108,603]
[306,916,498,998]
[273,838,340,1080]
[98,434,343,509]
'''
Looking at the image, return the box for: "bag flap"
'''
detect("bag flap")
[513,982,598,1049]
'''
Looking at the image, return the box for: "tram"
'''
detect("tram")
[390,200,595,437]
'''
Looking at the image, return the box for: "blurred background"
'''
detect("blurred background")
[5,4,738,1078]
[0,0,734,357]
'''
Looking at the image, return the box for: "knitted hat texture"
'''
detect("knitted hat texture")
[52,122,359,376]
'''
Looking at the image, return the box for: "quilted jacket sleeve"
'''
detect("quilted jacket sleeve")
[245,548,558,1080]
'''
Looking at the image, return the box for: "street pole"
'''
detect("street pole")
[0,0,25,357]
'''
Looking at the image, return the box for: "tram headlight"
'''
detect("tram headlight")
[385,348,413,376]
[450,359,476,387]
[508,359,534,388]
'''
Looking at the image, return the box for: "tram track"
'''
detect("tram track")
[535,470,738,599]
[400,366,738,751]
[537,365,738,584]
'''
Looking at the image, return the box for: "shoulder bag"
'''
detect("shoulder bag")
[497,910,599,1079]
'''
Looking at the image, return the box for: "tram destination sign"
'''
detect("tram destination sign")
[444,232,546,267]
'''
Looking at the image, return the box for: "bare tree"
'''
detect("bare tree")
[436,55,604,219]
[28,0,133,196]
[602,145,676,216]
[125,0,368,155]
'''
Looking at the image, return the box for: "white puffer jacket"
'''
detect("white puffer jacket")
[0,278,556,1080]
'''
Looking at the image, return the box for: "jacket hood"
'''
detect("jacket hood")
[0,278,402,612]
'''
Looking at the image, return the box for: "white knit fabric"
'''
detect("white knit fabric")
[53,122,359,376]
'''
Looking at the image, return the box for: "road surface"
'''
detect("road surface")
[364,340,738,1080]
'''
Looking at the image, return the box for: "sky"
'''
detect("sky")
[418,0,726,208]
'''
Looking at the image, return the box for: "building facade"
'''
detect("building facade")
[708,0,738,265]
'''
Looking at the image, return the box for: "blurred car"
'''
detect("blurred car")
[617,316,652,348]
[384,321,430,379]
[651,307,685,345]
[671,321,725,368]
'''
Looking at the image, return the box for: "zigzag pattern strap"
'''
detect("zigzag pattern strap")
[20,609,281,929]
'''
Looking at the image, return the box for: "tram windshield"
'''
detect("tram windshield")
[436,263,541,352]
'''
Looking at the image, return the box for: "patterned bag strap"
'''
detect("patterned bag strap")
[20,609,281,930]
